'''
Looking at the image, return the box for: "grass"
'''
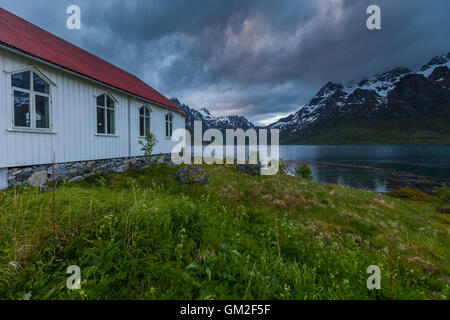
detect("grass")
[0,164,449,300]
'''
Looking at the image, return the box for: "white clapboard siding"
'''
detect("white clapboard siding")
[0,48,185,169]
[0,168,6,189]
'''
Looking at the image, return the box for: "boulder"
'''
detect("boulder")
[27,170,48,187]
[236,164,262,176]
[70,176,84,182]
[175,166,208,185]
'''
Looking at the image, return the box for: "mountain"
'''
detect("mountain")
[269,52,450,144]
[171,98,255,136]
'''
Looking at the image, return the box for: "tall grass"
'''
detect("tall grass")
[0,164,448,300]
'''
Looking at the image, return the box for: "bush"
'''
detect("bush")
[139,133,158,160]
[294,162,313,181]
[385,187,433,203]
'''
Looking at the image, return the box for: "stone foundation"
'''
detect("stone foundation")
[5,154,175,188]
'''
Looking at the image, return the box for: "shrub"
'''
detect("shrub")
[385,187,433,203]
[294,162,314,181]
[139,133,158,161]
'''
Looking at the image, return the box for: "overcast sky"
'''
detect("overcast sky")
[1,0,449,125]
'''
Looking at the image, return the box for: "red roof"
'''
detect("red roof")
[0,8,185,116]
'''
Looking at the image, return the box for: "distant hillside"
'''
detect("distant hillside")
[268,52,450,145]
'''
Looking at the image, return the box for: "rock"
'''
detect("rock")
[67,168,79,175]
[86,161,95,168]
[16,168,33,181]
[83,172,95,178]
[27,170,48,187]
[175,166,208,185]
[236,164,262,176]
[47,164,68,176]
[70,176,84,182]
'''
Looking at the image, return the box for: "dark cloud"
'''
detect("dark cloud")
[1,0,449,124]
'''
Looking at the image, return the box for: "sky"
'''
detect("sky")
[1,0,449,125]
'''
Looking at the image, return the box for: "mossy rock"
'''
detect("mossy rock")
[385,187,433,203]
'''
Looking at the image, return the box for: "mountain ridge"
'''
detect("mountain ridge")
[170,98,256,136]
[172,52,450,144]
[268,52,450,144]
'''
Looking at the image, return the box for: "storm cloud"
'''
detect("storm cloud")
[1,0,449,124]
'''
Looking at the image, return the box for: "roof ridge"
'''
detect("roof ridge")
[0,7,185,115]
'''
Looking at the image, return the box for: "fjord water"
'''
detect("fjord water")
[194,145,449,193]
[280,145,450,193]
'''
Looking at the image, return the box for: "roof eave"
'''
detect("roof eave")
[0,42,187,117]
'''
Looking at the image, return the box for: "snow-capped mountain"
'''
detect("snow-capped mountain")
[171,98,255,135]
[269,52,450,144]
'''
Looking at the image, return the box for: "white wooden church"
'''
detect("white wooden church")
[0,8,186,189]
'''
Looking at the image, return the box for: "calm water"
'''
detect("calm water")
[194,145,450,193]
[279,145,450,193]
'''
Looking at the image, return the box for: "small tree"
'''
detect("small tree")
[294,162,313,181]
[139,133,158,161]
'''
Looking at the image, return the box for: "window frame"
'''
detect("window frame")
[165,112,174,138]
[10,67,52,132]
[139,105,152,138]
[95,92,117,136]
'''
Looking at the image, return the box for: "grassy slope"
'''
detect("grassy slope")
[281,118,450,145]
[0,164,448,300]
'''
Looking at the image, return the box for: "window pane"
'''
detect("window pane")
[145,108,150,117]
[12,71,31,90]
[97,107,105,133]
[139,107,144,116]
[107,109,115,134]
[140,116,145,137]
[107,96,114,109]
[14,91,30,127]
[170,122,173,137]
[166,122,169,137]
[97,94,105,107]
[35,95,50,128]
[33,73,50,94]
[145,116,150,135]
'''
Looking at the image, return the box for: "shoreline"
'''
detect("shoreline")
[286,160,449,194]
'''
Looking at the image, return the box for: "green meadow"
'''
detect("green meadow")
[0,164,448,300]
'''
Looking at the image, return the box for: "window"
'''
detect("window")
[11,70,51,129]
[96,93,115,134]
[139,106,151,137]
[165,113,173,138]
